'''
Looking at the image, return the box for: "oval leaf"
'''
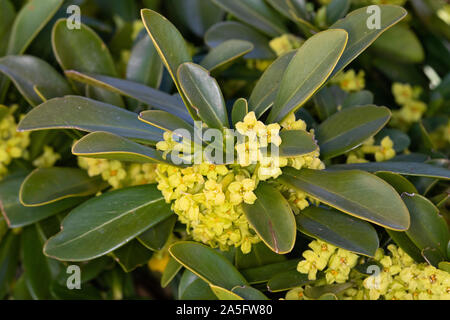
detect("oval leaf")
[267,29,348,123]
[278,130,318,157]
[0,55,72,106]
[44,184,172,261]
[169,241,248,290]
[200,39,253,72]
[316,105,391,159]
[178,62,229,129]
[20,167,105,206]
[52,19,123,106]
[242,182,296,254]
[205,21,275,59]
[72,132,173,165]
[281,168,410,230]
[296,206,379,256]
[17,96,163,144]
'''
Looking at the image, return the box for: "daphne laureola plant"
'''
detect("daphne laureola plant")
[0,0,448,301]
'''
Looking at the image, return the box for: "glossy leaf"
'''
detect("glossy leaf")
[44,184,172,261]
[126,36,163,88]
[329,5,407,77]
[341,90,373,108]
[249,51,296,118]
[326,0,350,25]
[65,71,192,123]
[72,132,172,165]
[138,215,177,251]
[328,162,450,180]
[386,229,425,263]
[141,9,195,119]
[20,167,105,206]
[0,55,72,106]
[139,110,195,141]
[52,19,123,106]
[278,130,318,157]
[178,270,216,300]
[403,193,449,265]
[211,0,287,37]
[242,183,296,254]
[112,239,153,272]
[267,270,313,292]
[316,105,391,159]
[17,96,163,144]
[205,21,275,59]
[7,0,63,55]
[375,172,418,194]
[267,29,348,123]
[0,173,84,228]
[169,241,248,290]
[281,168,410,230]
[178,63,229,129]
[296,206,379,256]
[200,40,253,72]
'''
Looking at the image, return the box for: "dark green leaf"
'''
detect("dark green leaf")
[127,36,163,88]
[403,193,449,265]
[267,29,348,123]
[316,105,391,159]
[52,19,123,106]
[138,215,177,251]
[329,5,407,78]
[249,51,296,118]
[328,162,450,180]
[267,270,313,292]
[211,0,288,37]
[178,270,216,300]
[65,71,192,124]
[200,40,253,72]
[178,62,229,130]
[17,96,163,144]
[112,239,153,272]
[281,168,410,230]
[0,55,72,106]
[240,260,299,284]
[242,183,296,254]
[0,173,84,228]
[169,241,248,290]
[44,184,172,261]
[20,167,105,206]
[205,21,275,59]
[278,130,318,157]
[297,206,379,256]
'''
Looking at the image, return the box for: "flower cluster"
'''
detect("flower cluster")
[287,241,450,300]
[0,107,30,179]
[269,34,304,57]
[155,163,260,253]
[78,157,157,189]
[391,82,427,128]
[430,120,450,149]
[347,245,450,300]
[154,112,324,253]
[331,69,365,92]
[346,136,396,163]
[296,240,359,283]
